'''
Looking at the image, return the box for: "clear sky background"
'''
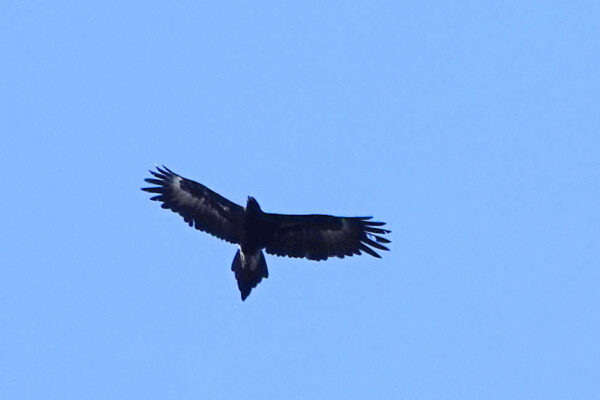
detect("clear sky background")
[1,1,599,399]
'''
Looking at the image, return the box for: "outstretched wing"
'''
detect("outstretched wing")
[263,214,390,261]
[142,166,244,244]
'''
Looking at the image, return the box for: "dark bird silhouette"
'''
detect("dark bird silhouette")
[142,166,391,301]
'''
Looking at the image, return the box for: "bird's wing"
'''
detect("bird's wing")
[142,166,244,244]
[263,213,390,260]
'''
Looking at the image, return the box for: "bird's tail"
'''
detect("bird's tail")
[231,249,268,301]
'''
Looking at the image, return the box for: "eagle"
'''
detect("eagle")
[142,166,391,301]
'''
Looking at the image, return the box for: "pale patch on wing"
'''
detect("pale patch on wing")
[322,218,350,242]
[170,176,223,220]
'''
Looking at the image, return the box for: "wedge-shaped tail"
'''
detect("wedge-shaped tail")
[231,250,269,301]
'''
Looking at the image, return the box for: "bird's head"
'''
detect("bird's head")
[246,196,262,213]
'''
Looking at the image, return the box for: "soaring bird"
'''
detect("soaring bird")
[142,166,391,301]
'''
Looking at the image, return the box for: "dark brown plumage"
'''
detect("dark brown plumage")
[142,166,390,300]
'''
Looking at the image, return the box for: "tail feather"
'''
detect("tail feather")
[231,250,268,301]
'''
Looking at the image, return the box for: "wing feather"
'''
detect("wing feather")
[264,214,390,261]
[142,166,243,243]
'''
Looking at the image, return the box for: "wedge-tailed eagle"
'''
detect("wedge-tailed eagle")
[142,166,391,301]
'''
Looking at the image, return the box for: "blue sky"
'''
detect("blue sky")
[1,1,599,399]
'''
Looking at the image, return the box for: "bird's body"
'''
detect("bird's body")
[241,197,268,254]
[142,166,390,300]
